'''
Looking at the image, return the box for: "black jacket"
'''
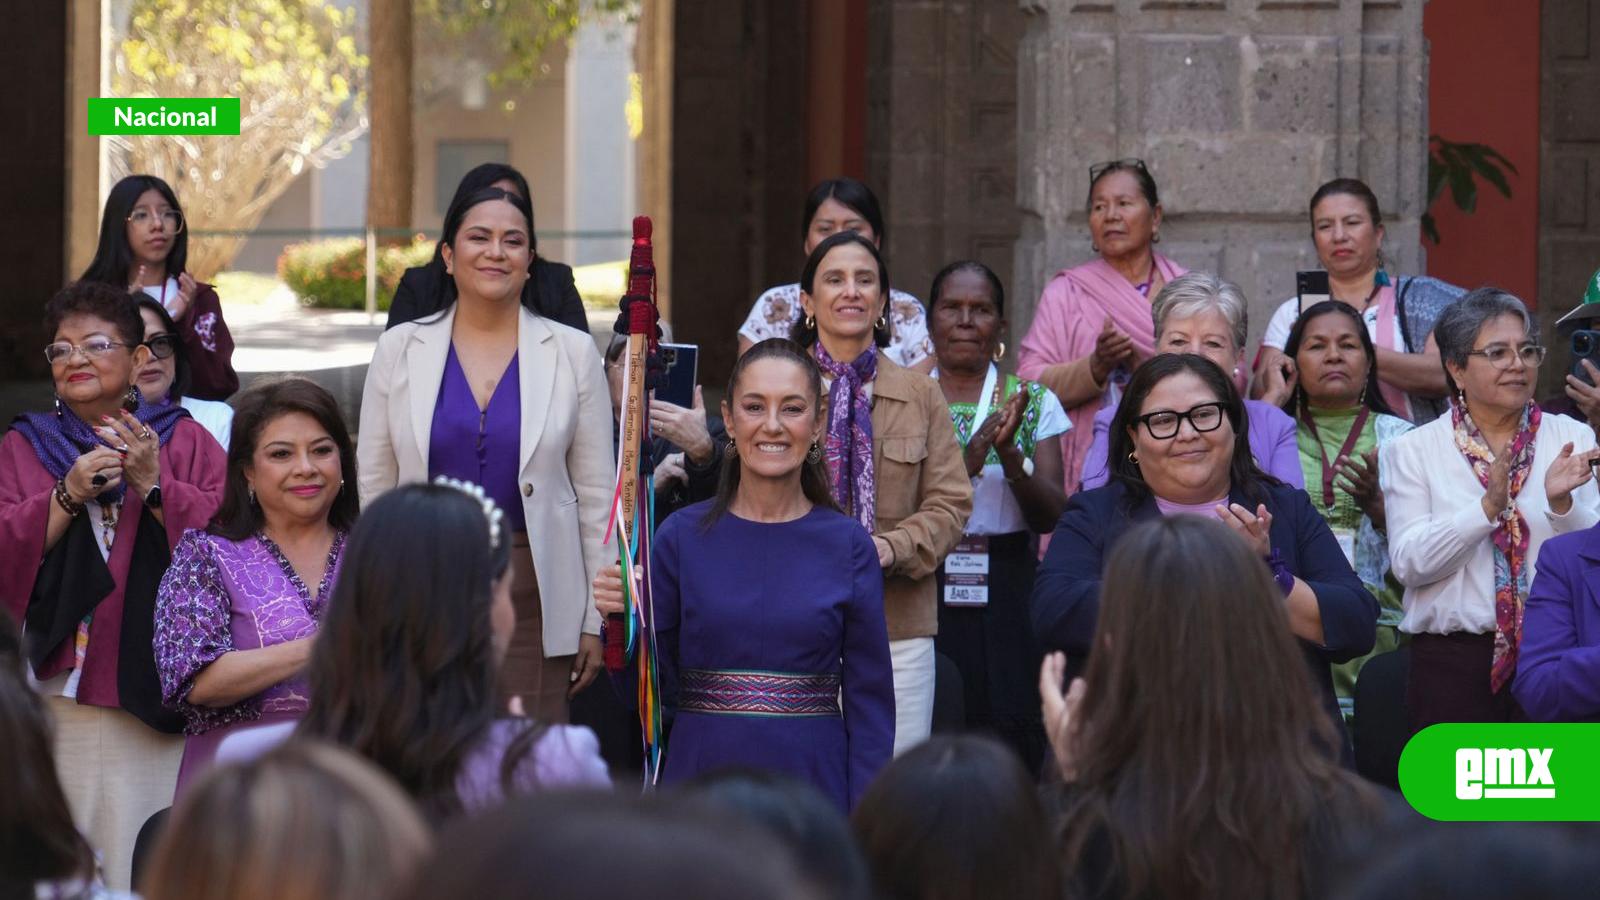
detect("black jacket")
[384,257,590,333]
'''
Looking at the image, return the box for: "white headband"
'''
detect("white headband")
[430,476,506,551]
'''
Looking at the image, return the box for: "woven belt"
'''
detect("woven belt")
[678,668,841,717]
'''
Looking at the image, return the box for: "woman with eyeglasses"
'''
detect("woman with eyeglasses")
[0,282,226,889]
[80,175,238,401]
[1030,353,1379,751]
[135,297,234,450]
[1017,159,1189,495]
[1252,178,1464,424]
[1380,289,1600,730]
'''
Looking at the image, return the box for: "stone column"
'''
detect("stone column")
[1540,0,1600,384]
[1013,0,1430,349]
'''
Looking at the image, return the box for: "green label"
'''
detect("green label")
[1399,723,1600,821]
[88,98,241,135]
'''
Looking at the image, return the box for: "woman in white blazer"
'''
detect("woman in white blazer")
[358,186,612,722]
[1381,288,1600,732]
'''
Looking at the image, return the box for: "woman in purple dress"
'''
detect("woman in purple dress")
[594,339,896,811]
[154,378,358,794]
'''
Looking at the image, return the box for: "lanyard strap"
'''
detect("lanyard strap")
[933,363,1003,448]
[1303,407,1371,508]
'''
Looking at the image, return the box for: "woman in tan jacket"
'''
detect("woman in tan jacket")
[792,231,973,753]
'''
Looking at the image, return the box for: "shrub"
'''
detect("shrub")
[278,235,435,311]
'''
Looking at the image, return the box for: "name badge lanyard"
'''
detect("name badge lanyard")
[1303,407,1370,508]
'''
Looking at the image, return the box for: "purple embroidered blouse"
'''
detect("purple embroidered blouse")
[429,346,526,532]
[154,529,346,735]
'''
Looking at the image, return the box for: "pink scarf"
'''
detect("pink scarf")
[1017,254,1187,494]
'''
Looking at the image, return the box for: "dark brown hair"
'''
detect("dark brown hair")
[1280,300,1395,419]
[853,736,1059,900]
[1309,177,1384,230]
[790,232,892,350]
[44,280,145,346]
[209,377,359,540]
[1105,353,1275,510]
[0,613,96,895]
[703,339,841,528]
[1057,516,1375,900]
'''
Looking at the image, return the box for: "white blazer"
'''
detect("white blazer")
[357,305,613,656]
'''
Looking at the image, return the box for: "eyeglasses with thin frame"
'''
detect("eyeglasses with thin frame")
[44,338,131,365]
[1089,158,1149,182]
[1464,343,1546,370]
[127,208,185,233]
[143,334,178,360]
[1135,401,1227,440]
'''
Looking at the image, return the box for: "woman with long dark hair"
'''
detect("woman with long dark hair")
[80,174,237,400]
[298,481,608,819]
[1030,354,1378,749]
[1042,516,1383,900]
[1281,300,1414,719]
[593,339,895,811]
[133,297,233,449]
[384,162,588,333]
[154,378,357,795]
[360,184,613,723]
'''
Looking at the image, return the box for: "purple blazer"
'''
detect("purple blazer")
[1079,398,1304,491]
[1514,526,1600,722]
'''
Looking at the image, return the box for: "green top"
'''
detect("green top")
[1296,406,1377,529]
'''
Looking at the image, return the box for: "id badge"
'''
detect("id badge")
[1332,528,1357,568]
[943,535,990,607]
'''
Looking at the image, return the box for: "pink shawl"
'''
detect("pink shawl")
[1017,254,1188,495]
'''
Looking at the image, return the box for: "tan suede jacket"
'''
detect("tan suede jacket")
[869,356,974,640]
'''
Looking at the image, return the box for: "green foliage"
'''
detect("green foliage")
[416,0,638,85]
[278,236,434,310]
[1424,135,1519,245]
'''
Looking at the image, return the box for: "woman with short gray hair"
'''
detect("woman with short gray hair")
[1381,287,1600,729]
[1080,272,1303,490]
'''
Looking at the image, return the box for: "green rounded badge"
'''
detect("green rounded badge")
[1399,723,1600,821]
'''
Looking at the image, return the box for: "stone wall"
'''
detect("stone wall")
[1013,0,1430,352]
[1541,0,1600,387]
[867,0,1024,315]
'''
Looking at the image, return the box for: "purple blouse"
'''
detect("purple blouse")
[429,346,526,532]
[455,720,612,812]
[154,529,346,735]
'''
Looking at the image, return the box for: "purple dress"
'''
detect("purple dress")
[154,529,346,793]
[429,346,526,531]
[642,501,895,812]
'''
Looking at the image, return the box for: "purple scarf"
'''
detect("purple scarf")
[11,388,190,503]
[814,343,877,532]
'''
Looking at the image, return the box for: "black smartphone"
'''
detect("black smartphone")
[656,343,698,408]
[1297,270,1331,315]
[1571,330,1600,387]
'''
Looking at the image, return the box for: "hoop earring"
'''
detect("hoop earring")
[726,438,737,458]
[807,442,822,464]
[875,313,887,331]
[804,314,815,331]
[992,341,1006,363]
[1128,452,1139,465]
[1091,243,1100,254]
[1152,231,1162,244]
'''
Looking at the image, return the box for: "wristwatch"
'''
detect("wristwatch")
[1006,457,1035,483]
[143,483,163,510]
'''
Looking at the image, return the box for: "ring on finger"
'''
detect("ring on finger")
[139,428,152,441]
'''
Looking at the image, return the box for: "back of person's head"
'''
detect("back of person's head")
[680,769,874,900]
[0,614,96,898]
[1333,823,1600,899]
[142,740,430,900]
[852,736,1058,900]
[398,792,819,900]
[298,482,514,818]
[1061,515,1370,900]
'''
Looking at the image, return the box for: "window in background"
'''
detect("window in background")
[435,141,510,215]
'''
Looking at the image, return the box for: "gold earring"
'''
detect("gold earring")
[804,313,815,330]
[992,341,1006,363]
[1128,451,1139,465]
[875,313,887,330]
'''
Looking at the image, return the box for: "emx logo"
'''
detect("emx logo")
[1455,747,1555,800]
[1400,723,1600,821]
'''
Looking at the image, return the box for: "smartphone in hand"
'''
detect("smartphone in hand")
[656,343,699,408]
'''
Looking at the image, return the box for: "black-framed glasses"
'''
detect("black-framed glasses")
[127,208,185,233]
[1465,343,1545,370]
[1135,401,1227,440]
[44,338,131,365]
[1089,158,1149,182]
[143,334,179,360]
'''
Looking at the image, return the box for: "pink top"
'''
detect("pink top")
[1154,496,1227,519]
[1017,254,1188,496]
